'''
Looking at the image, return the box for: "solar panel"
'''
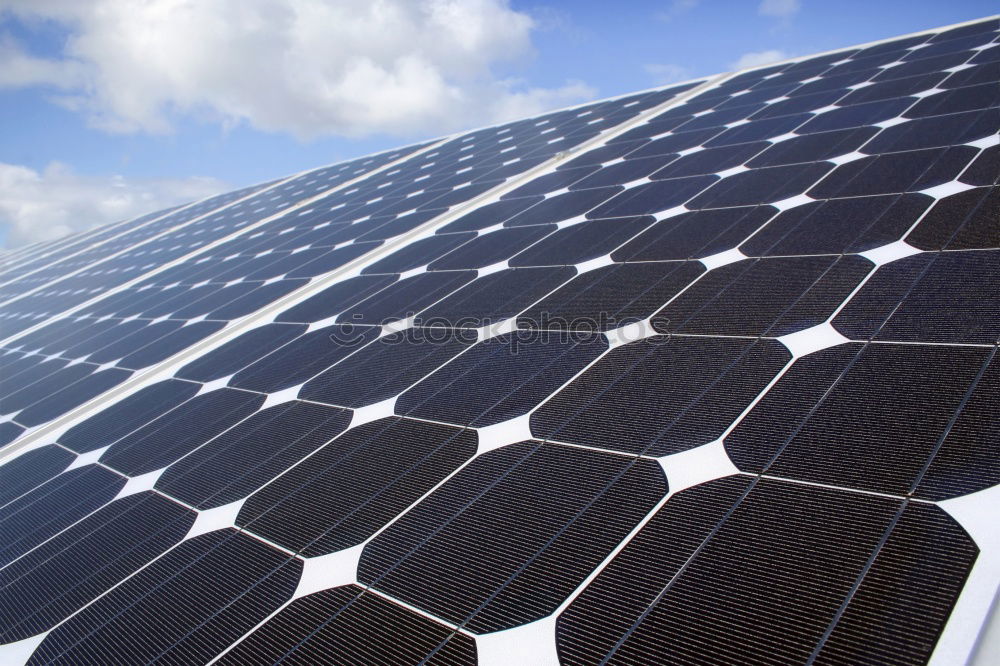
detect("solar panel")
[0,15,997,666]
[0,83,699,446]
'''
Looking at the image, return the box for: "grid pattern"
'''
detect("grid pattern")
[0,16,996,666]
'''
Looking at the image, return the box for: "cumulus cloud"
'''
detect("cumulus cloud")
[758,0,800,19]
[731,49,790,69]
[0,0,595,139]
[644,63,691,85]
[0,161,226,247]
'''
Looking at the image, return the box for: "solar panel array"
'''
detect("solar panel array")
[0,15,997,666]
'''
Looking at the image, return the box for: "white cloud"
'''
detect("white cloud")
[644,63,691,85]
[758,0,800,19]
[0,0,595,139]
[731,49,790,69]
[0,161,226,247]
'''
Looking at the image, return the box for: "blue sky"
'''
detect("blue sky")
[0,0,994,248]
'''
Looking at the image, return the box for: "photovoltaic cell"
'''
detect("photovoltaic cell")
[217,586,477,666]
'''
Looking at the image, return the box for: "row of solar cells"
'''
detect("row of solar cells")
[0,82,702,448]
[0,144,427,334]
[0,16,996,666]
[0,184,267,305]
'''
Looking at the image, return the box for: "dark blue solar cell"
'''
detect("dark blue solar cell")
[556,476,753,666]
[358,442,666,633]
[961,144,998,186]
[509,216,655,267]
[791,68,879,97]
[689,163,832,209]
[0,445,75,506]
[100,388,264,476]
[0,358,70,403]
[856,34,929,57]
[207,278,307,320]
[906,81,1000,117]
[703,113,812,146]
[119,320,226,370]
[416,265,574,328]
[300,327,478,408]
[83,320,183,364]
[726,343,995,496]
[747,127,878,167]
[916,353,999,501]
[943,60,1000,88]
[60,319,147,358]
[228,324,381,393]
[711,83,799,110]
[841,72,948,107]
[358,208,449,241]
[397,331,607,427]
[275,274,397,323]
[337,271,477,326]
[530,336,790,456]
[216,586,477,666]
[651,255,872,336]
[809,146,976,198]
[864,110,998,153]
[503,187,624,227]
[797,97,913,135]
[557,479,942,666]
[16,366,132,427]
[238,416,478,556]
[34,319,120,356]
[1,363,96,415]
[826,49,911,76]
[518,261,705,331]
[612,116,692,143]
[0,491,195,642]
[139,284,223,317]
[930,18,998,41]
[156,400,351,508]
[437,196,545,233]
[175,323,306,382]
[907,186,998,251]
[676,102,767,132]
[419,181,502,211]
[834,250,1000,344]
[741,193,932,256]
[361,232,476,274]
[568,155,678,190]
[12,320,80,353]
[502,166,599,198]
[873,50,975,82]
[58,378,201,453]
[751,89,848,120]
[27,529,301,666]
[284,241,381,278]
[626,127,721,159]
[171,282,261,319]
[613,206,775,261]
[0,464,124,568]
[650,141,768,179]
[904,31,997,60]
[588,175,718,217]
[426,226,555,270]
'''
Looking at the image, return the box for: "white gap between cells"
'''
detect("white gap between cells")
[657,438,741,496]
[185,498,246,541]
[475,615,560,666]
